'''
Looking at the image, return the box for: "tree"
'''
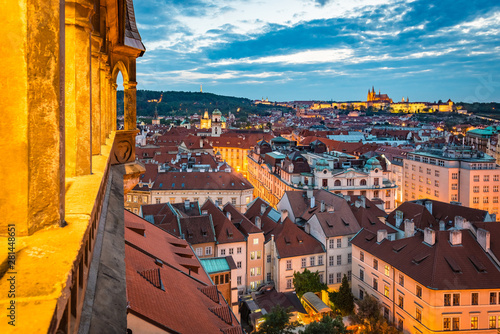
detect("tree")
[300,315,349,334]
[329,275,354,316]
[292,269,328,298]
[349,295,401,334]
[255,305,296,334]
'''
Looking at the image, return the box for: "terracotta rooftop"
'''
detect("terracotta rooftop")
[352,226,500,290]
[274,218,325,259]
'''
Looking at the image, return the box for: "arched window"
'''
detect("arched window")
[334,180,341,187]
[360,179,367,186]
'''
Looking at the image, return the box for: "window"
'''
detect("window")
[229,248,234,255]
[302,258,307,268]
[484,186,490,192]
[416,308,422,322]
[453,293,460,306]
[484,197,489,203]
[435,170,440,177]
[399,274,404,286]
[231,197,237,205]
[337,255,341,266]
[490,292,497,304]
[435,180,439,187]
[489,316,497,329]
[253,238,259,245]
[310,256,315,266]
[416,285,422,298]
[419,166,423,173]
[237,276,242,285]
[474,175,480,182]
[329,239,334,249]
[384,265,390,276]
[360,251,364,262]
[434,190,439,197]
[452,183,458,190]
[322,179,328,187]
[384,285,390,297]
[217,197,223,205]
[485,175,490,182]
[156,198,161,204]
[237,261,242,269]
[360,269,364,282]
[220,249,226,256]
[334,180,341,187]
[426,178,431,185]
[337,272,342,283]
[251,252,255,260]
[398,318,403,331]
[427,168,431,175]
[359,290,364,300]
[495,175,499,182]
[256,251,261,259]
[347,270,352,281]
[453,318,460,330]
[452,173,458,179]
[494,197,499,203]
[444,318,451,331]
[329,256,334,266]
[373,259,378,270]
[195,248,202,256]
[286,279,292,289]
[473,197,479,204]
[286,260,292,270]
[205,246,212,255]
[471,316,478,330]
[169,197,175,203]
[267,255,271,263]
[237,247,242,254]
[318,255,324,266]
[127,195,131,202]
[348,253,352,264]
[472,292,478,305]
[451,194,458,201]
[495,185,499,192]
[337,238,342,248]
[319,273,324,283]
[329,273,334,284]
[398,295,404,308]
[444,293,451,306]
[133,196,137,203]
[373,278,378,291]
[439,160,445,166]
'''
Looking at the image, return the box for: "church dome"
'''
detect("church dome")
[365,157,382,171]
[212,108,222,115]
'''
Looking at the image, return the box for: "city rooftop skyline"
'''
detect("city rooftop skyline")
[133,0,500,102]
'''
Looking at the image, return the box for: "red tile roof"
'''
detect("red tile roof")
[274,218,325,259]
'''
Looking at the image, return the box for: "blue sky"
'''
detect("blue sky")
[133,0,500,102]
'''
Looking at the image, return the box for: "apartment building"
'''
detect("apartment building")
[351,222,500,334]
[403,145,500,213]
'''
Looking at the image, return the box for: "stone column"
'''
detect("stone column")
[124,81,138,131]
[100,55,109,143]
[111,83,118,132]
[0,0,64,236]
[65,0,94,176]
[91,34,102,155]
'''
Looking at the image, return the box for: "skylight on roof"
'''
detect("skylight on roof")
[468,255,487,273]
[445,256,462,273]
[392,244,407,253]
[413,253,430,264]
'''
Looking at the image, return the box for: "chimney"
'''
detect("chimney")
[477,228,491,252]
[281,210,288,222]
[439,220,446,231]
[377,230,387,243]
[454,216,464,230]
[424,200,432,214]
[255,216,262,230]
[310,196,316,209]
[404,219,415,238]
[320,200,325,212]
[395,210,403,228]
[184,199,190,210]
[261,204,266,215]
[360,195,366,208]
[423,228,436,246]
[344,195,351,203]
[449,230,462,246]
[200,138,203,148]
[355,200,362,208]
[307,188,313,199]
[226,211,232,221]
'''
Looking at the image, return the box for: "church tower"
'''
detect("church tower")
[211,108,222,137]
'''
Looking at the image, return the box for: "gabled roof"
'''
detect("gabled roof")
[222,203,263,236]
[201,200,246,244]
[352,227,500,290]
[274,218,324,258]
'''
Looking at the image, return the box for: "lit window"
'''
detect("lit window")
[489,316,496,329]
[444,293,451,306]
[385,265,390,276]
[453,293,460,306]
[416,308,422,322]
[384,285,390,297]
[471,316,478,330]
[444,318,451,331]
[253,238,259,245]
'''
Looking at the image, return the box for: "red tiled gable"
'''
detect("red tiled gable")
[138,268,164,290]
[209,305,233,325]
[200,285,220,303]
[352,228,500,290]
[201,200,246,244]
[144,171,253,191]
[179,215,216,245]
[274,218,324,258]
[222,203,262,235]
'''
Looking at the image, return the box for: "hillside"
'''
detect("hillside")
[117,90,292,118]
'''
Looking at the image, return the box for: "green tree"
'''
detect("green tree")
[255,305,296,334]
[349,295,401,334]
[329,275,354,316]
[292,269,328,298]
[300,315,349,334]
